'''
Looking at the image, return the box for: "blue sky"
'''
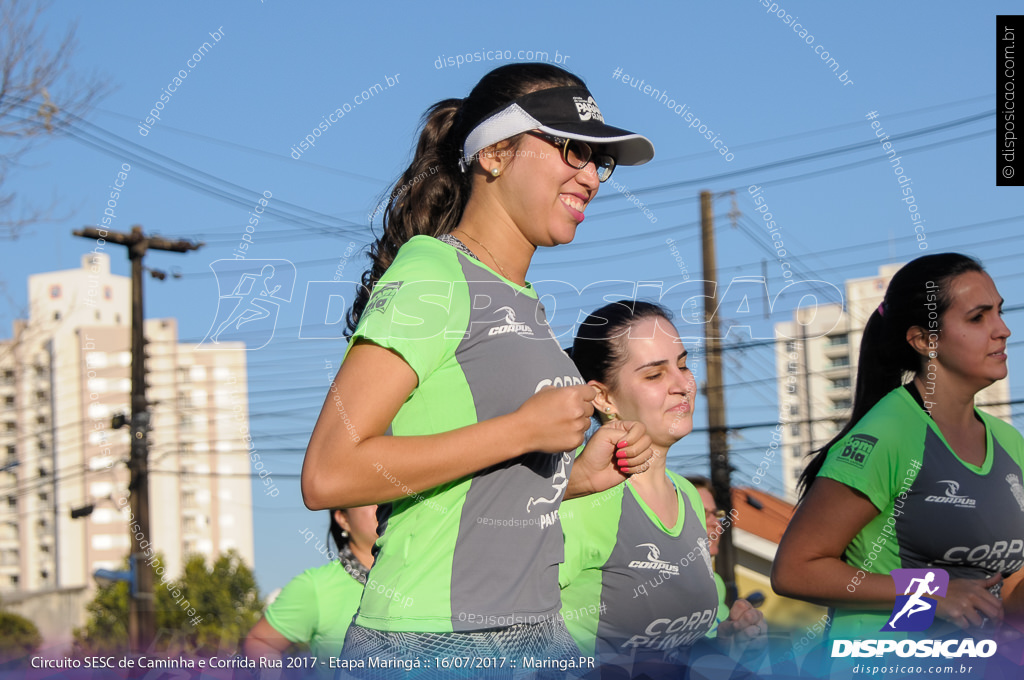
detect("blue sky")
[5,1,1022,593]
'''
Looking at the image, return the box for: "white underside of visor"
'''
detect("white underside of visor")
[461,104,541,169]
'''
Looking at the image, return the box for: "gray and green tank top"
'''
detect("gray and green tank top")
[559,471,722,664]
[819,385,1024,639]
[347,235,583,633]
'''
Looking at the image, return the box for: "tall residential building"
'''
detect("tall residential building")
[0,253,254,642]
[774,264,1011,502]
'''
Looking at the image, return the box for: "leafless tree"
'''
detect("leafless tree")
[0,0,109,238]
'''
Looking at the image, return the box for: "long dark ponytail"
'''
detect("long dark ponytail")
[797,253,985,498]
[347,63,586,334]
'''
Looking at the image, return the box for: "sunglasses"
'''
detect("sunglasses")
[525,131,616,182]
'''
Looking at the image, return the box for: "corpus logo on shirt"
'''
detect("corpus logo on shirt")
[484,305,534,337]
[838,434,877,469]
[924,480,977,508]
[882,568,949,632]
[628,542,680,576]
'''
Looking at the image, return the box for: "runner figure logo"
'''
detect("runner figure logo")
[882,568,949,632]
[202,260,296,350]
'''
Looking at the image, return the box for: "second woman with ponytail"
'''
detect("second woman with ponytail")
[772,254,1024,654]
[301,64,658,674]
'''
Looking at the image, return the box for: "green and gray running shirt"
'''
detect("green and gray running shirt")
[559,471,722,665]
[348,236,583,633]
[819,385,1024,639]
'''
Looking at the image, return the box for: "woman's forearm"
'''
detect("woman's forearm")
[302,342,595,510]
[302,410,533,509]
[772,554,896,611]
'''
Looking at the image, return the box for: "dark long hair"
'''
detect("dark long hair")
[347,63,587,334]
[571,300,672,393]
[797,253,985,498]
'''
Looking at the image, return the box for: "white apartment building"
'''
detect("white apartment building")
[774,264,1011,502]
[0,252,254,644]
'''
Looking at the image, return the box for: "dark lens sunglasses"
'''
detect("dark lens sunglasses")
[525,131,616,182]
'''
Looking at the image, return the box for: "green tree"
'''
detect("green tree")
[74,572,130,655]
[74,550,263,656]
[0,608,42,665]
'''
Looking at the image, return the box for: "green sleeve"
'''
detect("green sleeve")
[348,239,468,385]
[705,573,729,638]
[986,411,1024,470]
[559,486,623,588]
[818,391,918,512]
[265,570,319,645]
[559,487,624,656]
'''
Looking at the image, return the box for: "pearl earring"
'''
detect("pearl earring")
[490,167,501,177]
[605,407,611,413]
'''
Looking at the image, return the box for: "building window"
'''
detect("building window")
[790,423,801,436]
[829,356,850,368]
[50,285,61,299]
[830,377,851,389]
[832,398,852,411]
[1,369,13,384]
[9,575,17,586]
[785,340,797,353]
[4,422,14,433]
[6,496,15,509]
[788,404,799,416]
[827,334,849,346]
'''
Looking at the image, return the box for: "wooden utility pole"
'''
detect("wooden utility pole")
[700,190,738,605]
[72,225,202,652]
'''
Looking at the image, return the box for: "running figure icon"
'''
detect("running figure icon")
[212,264,281,342]
[881,568,949,632]
[886,572,939,628]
